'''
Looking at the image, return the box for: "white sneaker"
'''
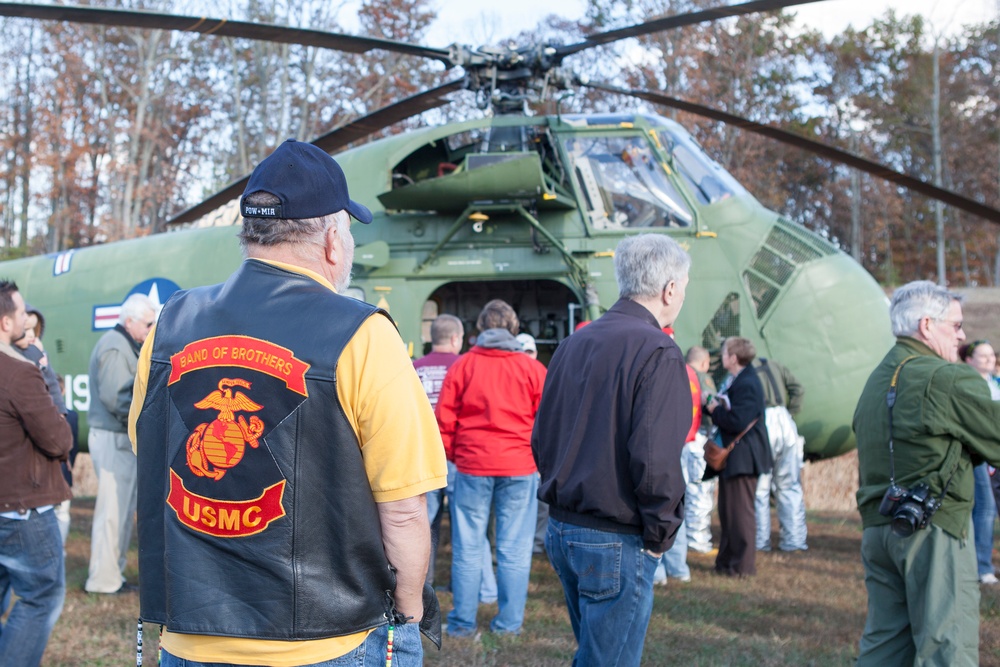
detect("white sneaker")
[980,573,999,585]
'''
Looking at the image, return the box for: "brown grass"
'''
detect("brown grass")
[23,499,1000,666]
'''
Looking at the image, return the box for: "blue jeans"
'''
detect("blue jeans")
[546,518,659,667]
[447,472,537,636]
[159,622,421,666]
[972,463,997,577]
[428,461,497,601]
[0,509,66,667]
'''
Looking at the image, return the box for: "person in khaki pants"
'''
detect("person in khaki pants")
[855,281,1000,665]
[84,293,155,594]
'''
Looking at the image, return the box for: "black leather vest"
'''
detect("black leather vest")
[136,260,397,640]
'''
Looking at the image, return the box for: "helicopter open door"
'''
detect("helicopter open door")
[422,279,580,364]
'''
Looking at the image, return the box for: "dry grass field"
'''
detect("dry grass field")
[24,498,1000,667]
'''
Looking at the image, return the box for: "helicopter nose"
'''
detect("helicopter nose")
[758,252,894,460]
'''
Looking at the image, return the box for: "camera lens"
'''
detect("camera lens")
[891,502,922,537]
[891,516,916,537]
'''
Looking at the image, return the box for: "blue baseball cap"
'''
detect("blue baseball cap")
[240,139,372,224]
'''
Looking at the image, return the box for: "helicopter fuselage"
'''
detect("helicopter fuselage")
[0,111,892,459]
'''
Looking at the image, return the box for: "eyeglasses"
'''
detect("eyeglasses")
[932,317,963,332]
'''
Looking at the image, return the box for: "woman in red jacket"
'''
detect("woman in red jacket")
[436,299,546,637]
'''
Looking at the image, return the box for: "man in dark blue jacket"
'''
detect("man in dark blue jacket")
[531,233,690,667]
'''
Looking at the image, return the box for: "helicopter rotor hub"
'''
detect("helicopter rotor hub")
[449,40,570,114]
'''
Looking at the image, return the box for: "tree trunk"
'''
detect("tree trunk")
[17,24,35,250]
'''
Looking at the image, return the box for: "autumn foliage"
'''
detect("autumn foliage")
[1,0,997,286]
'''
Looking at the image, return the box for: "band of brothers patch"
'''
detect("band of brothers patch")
[169,335,309,395]
[165,335,311,538]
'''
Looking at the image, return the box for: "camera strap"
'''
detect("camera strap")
[886,356,919,485]
[886,355,957,502]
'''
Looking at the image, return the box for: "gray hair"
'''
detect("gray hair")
[430,314,463,345]
[239,191,344,254]
[614,234,691,300]
[119,293,156,325]
[889,280,964,337]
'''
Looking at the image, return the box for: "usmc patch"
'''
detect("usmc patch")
[164,335,311,538]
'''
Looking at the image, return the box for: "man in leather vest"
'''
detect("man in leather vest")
[129,140,447,667]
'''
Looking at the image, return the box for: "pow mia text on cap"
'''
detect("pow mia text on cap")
[242,205,283,219]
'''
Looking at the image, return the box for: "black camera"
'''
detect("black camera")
[878,482,942,537]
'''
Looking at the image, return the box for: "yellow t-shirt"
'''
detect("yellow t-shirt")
[128,259,446,666]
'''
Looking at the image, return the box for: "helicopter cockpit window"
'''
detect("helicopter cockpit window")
[655,125,743,205]
[563,136,693,230]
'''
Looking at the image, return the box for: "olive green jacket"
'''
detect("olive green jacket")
[753,358,804,415]
[854,336,1000,539]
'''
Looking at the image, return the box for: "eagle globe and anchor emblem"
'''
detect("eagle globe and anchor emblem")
[186,377,265,480]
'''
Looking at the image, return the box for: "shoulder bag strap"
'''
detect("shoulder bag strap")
[729,417,760,448]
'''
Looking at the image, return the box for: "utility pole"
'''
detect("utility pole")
[996,0,1000,285]
[850,131,862,262]
[932,40,946,285]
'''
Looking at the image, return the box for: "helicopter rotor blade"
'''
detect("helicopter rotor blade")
[166,77,466,227]
[310,78,466,154]
[557,0,827,59]
[580,80,1000,225]
[0,2,454,65]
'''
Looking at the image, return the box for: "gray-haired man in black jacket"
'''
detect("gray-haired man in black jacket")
[531,233,690,667]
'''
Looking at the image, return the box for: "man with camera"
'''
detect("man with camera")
[854,280,1000,666]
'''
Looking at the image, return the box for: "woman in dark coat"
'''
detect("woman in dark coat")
[706,337,773,576]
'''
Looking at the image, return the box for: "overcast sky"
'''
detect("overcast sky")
[342,0,998,47]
